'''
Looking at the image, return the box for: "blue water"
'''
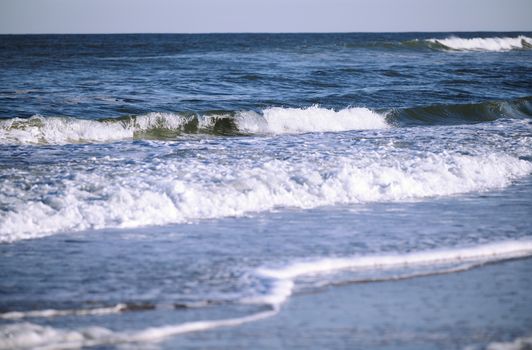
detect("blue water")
[0,33,532,349]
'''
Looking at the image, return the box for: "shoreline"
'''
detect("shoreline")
[167,257,532,349]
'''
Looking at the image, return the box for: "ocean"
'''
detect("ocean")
[0,32,531,349]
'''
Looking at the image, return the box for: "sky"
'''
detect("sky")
[0,0,531,34]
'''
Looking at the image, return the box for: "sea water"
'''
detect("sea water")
[0,33,531,349]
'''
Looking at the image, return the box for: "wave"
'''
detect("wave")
[1,240,531,349]
[485,335,532,350]
[0,106,387,144]
[342,35,532,52]
[426,35,532,51]
[1,151,530,243]
[237,105,388,133]
[388,96,532,126]
[426,35,532,52]
[0,97,530,144]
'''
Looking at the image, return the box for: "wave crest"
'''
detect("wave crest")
[388,96,532,126]
[237,106,388,134]
[426,35,532,52]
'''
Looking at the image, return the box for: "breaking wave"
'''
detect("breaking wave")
[0,97,530,144]
[342,35,532,52]
[426,35,532,52]
[0,106,387,144]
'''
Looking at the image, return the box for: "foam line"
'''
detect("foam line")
[0,304,127,320]
[247,240,532,306]
[0,309,279,350]
[127,308,278,342]
[255,240,532,280]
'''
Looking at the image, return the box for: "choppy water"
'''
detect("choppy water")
[0,32,532,349]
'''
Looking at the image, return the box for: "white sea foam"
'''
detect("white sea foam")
[486,335,532,350]
[245,240,532,307]
[0,310,278,350]
[1,152,530,243]
[428,36,532,52]
[236,106,389,134]
[0,304,127,320]
[255,240,532,281]
[0,322,114,350]
[0,116,132,144]
[0,113,194,144]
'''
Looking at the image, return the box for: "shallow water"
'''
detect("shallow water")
[0,32,531,349]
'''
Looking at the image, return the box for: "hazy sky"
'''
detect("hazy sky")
[1,0,531,34]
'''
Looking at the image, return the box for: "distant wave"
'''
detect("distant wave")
[426,35,532,52]
[0,97,530,145]
[342,35,532,52]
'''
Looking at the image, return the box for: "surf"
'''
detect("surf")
[1,150,530,243]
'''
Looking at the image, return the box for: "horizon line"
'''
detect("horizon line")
[1,30,532,35]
